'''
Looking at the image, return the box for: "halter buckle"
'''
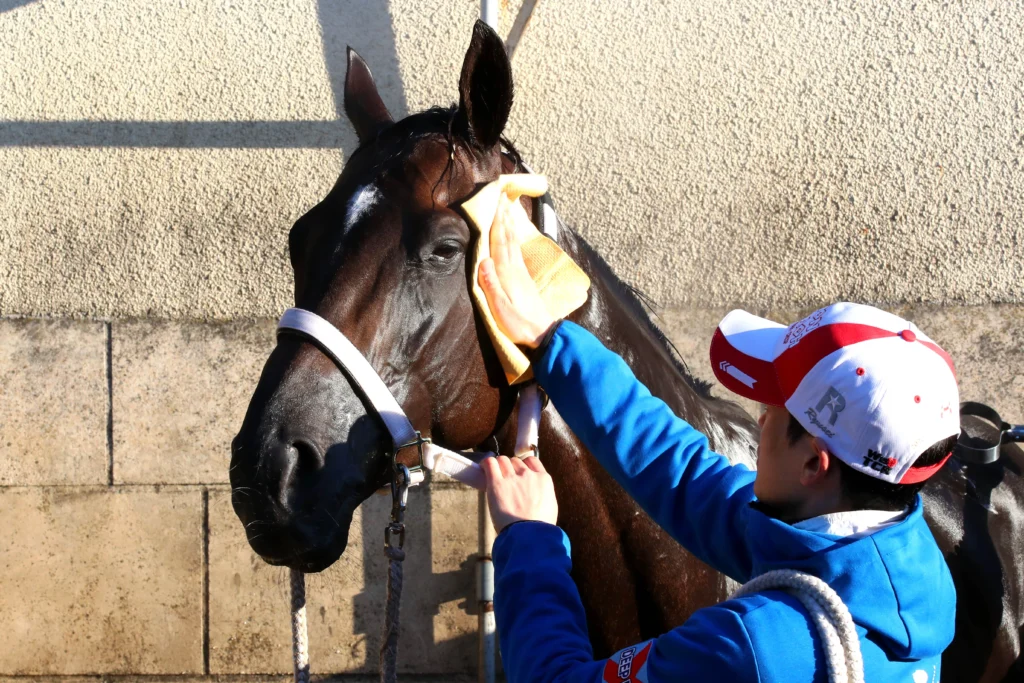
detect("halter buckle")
[392,431,430,479]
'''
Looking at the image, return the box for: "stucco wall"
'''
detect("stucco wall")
[2,0,1021,318]
[2,1,1022,679]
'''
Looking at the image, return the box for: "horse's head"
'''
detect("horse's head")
[230,22,521,571]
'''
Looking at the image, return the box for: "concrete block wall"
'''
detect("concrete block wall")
[0,317,480,680]
[2,307,1021,680]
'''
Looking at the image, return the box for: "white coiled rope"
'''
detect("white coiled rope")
[731,570,864,683]
[291,567,861,683]
[290,569,310,683]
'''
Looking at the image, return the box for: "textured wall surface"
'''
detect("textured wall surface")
[1,0,1021,318]
[1,1,1022,680]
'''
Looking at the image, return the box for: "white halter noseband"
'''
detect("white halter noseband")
[276,308,543,490]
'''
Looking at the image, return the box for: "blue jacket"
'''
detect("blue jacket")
[493,321,955,682]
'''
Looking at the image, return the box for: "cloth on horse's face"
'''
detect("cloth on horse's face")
[462,174,590,385]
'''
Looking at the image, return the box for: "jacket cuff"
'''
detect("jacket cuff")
[528,320,566,365]
[493,520,572,572]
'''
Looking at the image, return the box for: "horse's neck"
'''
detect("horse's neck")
[515,228,755,651]
[512,190,757,463]
[552,229,758,467]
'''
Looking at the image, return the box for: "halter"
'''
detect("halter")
[278,187,558,682]
[276,311,546,490]
[955,402,1024,465]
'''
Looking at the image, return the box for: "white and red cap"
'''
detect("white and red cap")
[710,302,960,484]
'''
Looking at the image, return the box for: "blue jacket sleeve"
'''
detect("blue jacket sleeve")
[493,521,760,683]
[534,321,757,581]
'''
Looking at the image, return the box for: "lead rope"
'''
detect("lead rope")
[731,570,864,683]
[288,474,410,683]
[284,387,544,683]
[379,463,411,683]
[380,545,406,683]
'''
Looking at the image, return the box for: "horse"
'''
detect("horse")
[230,21,1024,681]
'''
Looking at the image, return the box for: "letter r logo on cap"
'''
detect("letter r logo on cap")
[815,387,847,426]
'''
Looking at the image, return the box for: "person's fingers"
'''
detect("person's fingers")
[490,194,511,267]
[479,259,510,310]
[496,455,514,478]
[481,456,502,483]
[522,455,546,474]
[499,203,538,292]
[510,456,527,475]
[479,260,525,338]
[500,198,519,266]
[494,201,521,287]
[479,258,505,298]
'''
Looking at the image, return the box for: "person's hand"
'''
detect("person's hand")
[478,193,558,349]
[482,455,558,533]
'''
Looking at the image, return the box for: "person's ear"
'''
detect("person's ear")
[799,437,833,487]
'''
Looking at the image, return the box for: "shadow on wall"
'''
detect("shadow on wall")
[352,485,480,675]
[0,0,36,14]
[0,0,408,149]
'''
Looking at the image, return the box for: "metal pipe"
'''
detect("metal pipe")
[479,2,500,679]
[481,0,498,30]
[478,488,498,683]
[505,0,542,59]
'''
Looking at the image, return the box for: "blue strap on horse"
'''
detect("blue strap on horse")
[954,401,1024,465]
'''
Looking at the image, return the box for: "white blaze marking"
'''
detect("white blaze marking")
[344,184,381,232]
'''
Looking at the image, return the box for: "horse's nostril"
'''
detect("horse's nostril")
[275,438,326,511]
[291,438,325,471]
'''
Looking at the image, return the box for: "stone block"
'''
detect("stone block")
[0,487,203,675]
[208,486,478,675]
[0,318,108,485]
[4,677,480,682]
[112,319,276,484]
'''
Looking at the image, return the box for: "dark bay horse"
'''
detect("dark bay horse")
[230,21,1024,681]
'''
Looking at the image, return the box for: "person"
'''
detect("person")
[476,193,960,682]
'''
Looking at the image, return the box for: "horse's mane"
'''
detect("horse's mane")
[377,106,715,400]
[566,228,715,399]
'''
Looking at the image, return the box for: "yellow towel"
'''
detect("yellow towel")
[462,174,591,385]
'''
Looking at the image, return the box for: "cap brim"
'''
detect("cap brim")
[710,310,786,405]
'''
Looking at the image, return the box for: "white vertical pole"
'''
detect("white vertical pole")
[481,0,498,30]
[478,490,497,683]
[480,4,498,681]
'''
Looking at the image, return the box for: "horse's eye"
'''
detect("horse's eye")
[429,240,464,262]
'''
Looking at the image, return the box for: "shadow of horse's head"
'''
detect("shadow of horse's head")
[230,22,522,572]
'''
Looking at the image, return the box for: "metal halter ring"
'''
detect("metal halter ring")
[954,402,1024,465]
[392,431,430,477]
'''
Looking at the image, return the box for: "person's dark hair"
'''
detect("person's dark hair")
[787,413,956,511]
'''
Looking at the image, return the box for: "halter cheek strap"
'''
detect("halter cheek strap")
[277,308,544,490]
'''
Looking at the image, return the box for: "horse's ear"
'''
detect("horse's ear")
[456,20,513,149]
[345,47,393,144]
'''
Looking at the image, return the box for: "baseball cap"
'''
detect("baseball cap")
[710,303,960,484]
